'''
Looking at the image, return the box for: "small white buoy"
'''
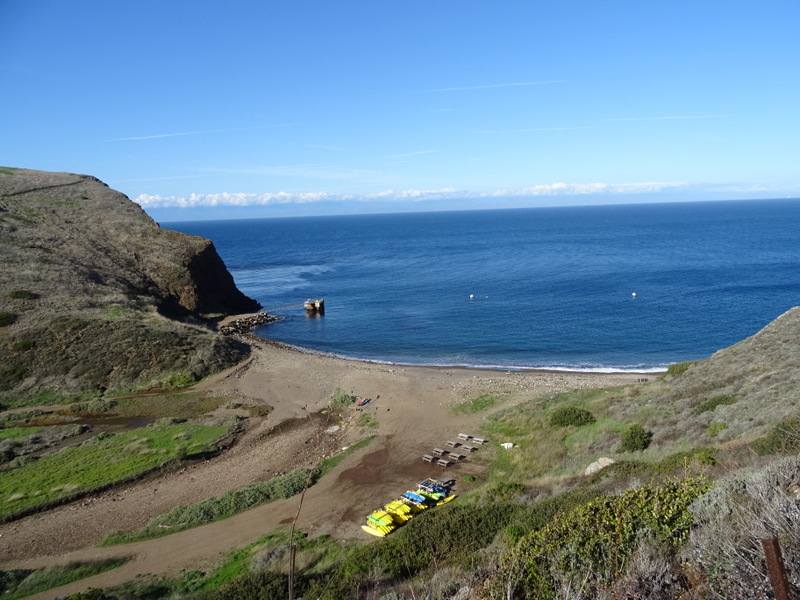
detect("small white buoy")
[631,292,637,297]
[469,294,474,299]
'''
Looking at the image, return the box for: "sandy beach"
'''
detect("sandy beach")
[0,334,646,598]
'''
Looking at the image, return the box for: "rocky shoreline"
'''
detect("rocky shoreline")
[218,312,281,335]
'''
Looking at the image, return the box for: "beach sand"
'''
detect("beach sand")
[0,335,646,598]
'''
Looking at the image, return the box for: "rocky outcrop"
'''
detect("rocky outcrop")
[584,457,616,476]
[0,167,260,402]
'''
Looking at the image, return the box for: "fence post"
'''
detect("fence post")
[762,538,791,600]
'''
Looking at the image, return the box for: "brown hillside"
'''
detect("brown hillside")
[0,167,260,404]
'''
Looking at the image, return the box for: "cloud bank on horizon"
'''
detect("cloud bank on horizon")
[136,182,693,209]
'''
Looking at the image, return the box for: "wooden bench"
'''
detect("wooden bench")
[449,452,466,461]
[433,448,448,457]
[436,459,453,468]
[457,433,472,441]
[444,440,460,448]
[422,454,435,463]
[462,445,477,453]
[472,437,488,445]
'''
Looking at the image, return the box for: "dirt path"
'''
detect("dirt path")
[1,339,643,598]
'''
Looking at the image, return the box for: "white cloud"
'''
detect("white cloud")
[134,182,689,208]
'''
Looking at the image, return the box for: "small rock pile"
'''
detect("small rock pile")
[219,313,280,335]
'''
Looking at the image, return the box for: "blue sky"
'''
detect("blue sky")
[2,1,799,220]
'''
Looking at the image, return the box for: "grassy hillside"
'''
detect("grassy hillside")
[0,167,259,405]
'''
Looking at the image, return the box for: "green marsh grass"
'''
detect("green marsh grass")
[0,422,229,520]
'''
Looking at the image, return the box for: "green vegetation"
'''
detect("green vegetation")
[752,414,800,455]
[691,393,737,415]
[490,476,711,599]
[0,311,18,327]
[0,421,229,520]
[665,360,698,376]
[0,427,43,440]
[314,435,375,479]
[88,392,232,419]
[160,371,198,391]
[454,392,500,414]
[707,422,728,436]
[356,412,378,428]
[246,403,273,417]
[620,423,652,451]
[328,387,354,408]
[0,559,127,600]
[549,405,596,427]
[8,289,39,300]
[102,467,310,545]
[10,338,33,351]
[105,436,378,546]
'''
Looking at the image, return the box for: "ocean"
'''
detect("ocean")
[166,199,800,372]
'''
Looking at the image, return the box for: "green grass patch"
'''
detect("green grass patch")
[454,393,500,414]
[314,435,376,479]
[101,468,311,545]
[356,413,378,428]
[0,427,43,440]
[0,422,229,520]
[0,311,18,327]
[0,558,127,600]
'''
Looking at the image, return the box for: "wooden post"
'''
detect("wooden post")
[761,538,791,600]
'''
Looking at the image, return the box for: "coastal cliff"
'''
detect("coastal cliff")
[0,167,260,403]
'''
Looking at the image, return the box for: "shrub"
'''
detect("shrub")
[684,457,800,599]
[162,372,197,390]
[707,422,728,436]
[691,394,737,415]
[329,388,354,408]
[752,415,800,455]
[11,339,34,352]
[491,476,711,599]
[549,406,596,427]
[665,361,698,377]
[8,290,39,300]
[0,311,18,327]
[621,424,651,452]
[246,404,273,417]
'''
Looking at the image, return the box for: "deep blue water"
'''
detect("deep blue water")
[166,199,800,372]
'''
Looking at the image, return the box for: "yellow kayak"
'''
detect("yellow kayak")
[362,524,389,537]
